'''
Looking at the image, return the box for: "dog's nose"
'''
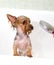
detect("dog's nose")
[30,25,33,30]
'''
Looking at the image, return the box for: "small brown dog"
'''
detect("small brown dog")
[7,14,33,57]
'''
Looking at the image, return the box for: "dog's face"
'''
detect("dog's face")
[7,14,33,34]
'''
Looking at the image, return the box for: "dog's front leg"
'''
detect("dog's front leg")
[13,44,19,56]
[26,46,32,57]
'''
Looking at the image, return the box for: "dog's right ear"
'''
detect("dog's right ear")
[7,14,17,23]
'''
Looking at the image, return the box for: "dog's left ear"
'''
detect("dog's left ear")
[7,14,17,23]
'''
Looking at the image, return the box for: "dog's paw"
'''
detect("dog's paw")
[13,54,17,56]
[13,53,19,56]
[27,55,33,57]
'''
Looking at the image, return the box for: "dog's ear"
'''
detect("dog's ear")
[7,14,17,23]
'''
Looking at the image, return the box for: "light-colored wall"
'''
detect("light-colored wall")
[0,8,54,58]
[0,0,54,11]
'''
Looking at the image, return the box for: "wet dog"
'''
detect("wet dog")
[7,14,33,57]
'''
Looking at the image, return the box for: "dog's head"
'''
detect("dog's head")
[7,14,33,34]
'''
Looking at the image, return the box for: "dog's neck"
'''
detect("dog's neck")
[16,27,27,38]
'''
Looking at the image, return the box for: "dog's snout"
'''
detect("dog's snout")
[30,25,33,30]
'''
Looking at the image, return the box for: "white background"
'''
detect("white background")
[0,0,54,11]
[0,8,54,64]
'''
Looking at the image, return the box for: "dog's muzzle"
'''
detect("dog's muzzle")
[26,24,33,34]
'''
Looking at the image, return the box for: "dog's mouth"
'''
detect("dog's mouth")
[25,24,33,34]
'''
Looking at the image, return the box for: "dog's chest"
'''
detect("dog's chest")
[14,35,30,49]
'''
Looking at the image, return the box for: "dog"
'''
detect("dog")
[7,14,33,57]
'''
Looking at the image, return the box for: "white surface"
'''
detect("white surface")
[0,56,54,65]
[0,8,54,59]
[0,0,54,10]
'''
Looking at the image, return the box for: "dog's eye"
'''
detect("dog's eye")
[23,21,27,25]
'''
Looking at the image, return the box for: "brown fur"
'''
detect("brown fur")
[7,14,33,57]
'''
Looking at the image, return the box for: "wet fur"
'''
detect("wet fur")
[7,14,33,57]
